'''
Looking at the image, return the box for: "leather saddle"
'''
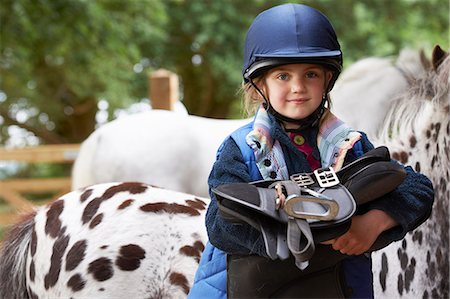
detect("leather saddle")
[213,146,406,269]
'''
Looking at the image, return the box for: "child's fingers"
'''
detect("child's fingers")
[331,235,350,251]
[320,239,335,245]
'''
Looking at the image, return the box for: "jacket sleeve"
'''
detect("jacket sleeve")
[350,133,435,241]
[205,138,268,256]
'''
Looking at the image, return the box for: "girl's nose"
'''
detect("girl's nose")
[291,78,306,93]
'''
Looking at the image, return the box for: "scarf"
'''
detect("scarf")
[245,106,361,180]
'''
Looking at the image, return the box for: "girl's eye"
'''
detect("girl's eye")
[277,73,289,80]
[306,71,319,79]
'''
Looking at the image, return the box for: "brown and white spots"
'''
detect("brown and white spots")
[89,213,104,229]
[45,200,65,238]
[118,199,134,210]
[411,230,423,245]
[169,272,190,295]
[82,183,148,225]
[179,241,205,263]
[44,234,70,289]
[82,197,103,225]
[88,257,114,282]
[66,240,87,271]
[392,151,408,164]
[29,259,35,282]
[379,252,388,292]
[431,122,441,142]
[67,273,86,292]
[393,238,418,296]
[372,47,450,299]
[140,202,201,216]
[409,135,417,148]
[102,182,148,200]
[185,198,207,211]
[115,244,146,271]
[80,189,93,203]
[0,182,210,299]
[30,228,37,257]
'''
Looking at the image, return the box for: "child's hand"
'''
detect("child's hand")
[321,209,397,255]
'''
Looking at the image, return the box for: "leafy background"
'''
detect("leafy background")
[1,0,448,146]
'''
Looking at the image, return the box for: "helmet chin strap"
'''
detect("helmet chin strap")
[250,79,327,132]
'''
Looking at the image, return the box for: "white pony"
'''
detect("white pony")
[72,111,248,197]
[72,49,425,196]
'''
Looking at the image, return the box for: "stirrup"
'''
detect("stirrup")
[273,177,340,221]
[283,191,339,221]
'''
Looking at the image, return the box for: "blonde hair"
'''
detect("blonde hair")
[240,77,266,117]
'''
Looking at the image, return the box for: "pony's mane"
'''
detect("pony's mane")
[378,53,450,143]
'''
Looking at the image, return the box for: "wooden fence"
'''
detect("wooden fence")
[0,69,179,226]
[0,144,80,225]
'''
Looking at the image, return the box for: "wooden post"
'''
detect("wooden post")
[149,69,179,110]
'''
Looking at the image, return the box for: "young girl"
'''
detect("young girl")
[188,3,434,298]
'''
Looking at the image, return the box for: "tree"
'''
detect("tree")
[0,0,167,144]
[158,0,262,118]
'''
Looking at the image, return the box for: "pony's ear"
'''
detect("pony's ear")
[432,45,448,71]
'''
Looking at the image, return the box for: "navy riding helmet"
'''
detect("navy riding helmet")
[242,3,342,92]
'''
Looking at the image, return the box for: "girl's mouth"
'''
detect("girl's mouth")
[287,98,309,103]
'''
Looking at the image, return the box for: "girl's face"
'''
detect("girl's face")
[262,63,331,127]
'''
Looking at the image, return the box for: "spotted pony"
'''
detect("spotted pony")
[0,182,209,299]
[371,45,449,299]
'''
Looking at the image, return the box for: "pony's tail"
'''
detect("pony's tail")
[71,130,99,190]
[0,211,36,299]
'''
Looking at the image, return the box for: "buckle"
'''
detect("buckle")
[314,167,340,188]
[290,173,315,187]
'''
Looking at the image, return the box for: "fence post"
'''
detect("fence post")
[149,69,179,111]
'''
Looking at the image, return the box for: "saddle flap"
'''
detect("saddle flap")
[337,146,391,183]
[343,161,406,205]
[214,183,284,221]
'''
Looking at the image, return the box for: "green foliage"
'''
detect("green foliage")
[1,0,167,143]
[159,0,260,117]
